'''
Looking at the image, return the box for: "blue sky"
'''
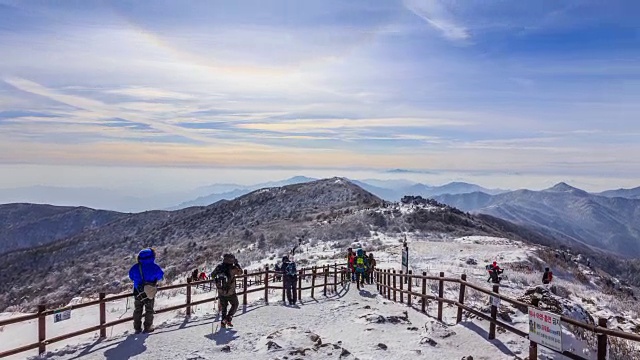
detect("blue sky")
[0,0,639,191]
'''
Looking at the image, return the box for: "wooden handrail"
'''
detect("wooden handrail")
[0,262,347,359]
[372,268,640,359]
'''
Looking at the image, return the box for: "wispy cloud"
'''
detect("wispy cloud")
[0,0,639,187]
[403,0,470,42]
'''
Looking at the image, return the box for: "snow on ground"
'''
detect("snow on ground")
[3,232,639,359]
[22,282,536,360]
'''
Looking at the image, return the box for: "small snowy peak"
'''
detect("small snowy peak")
[544,182,588,196]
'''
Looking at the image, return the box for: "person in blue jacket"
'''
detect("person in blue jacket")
[128,248,164,333]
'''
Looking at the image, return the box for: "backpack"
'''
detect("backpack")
[214,267,231,291]
[284,262,297,276]
[355,256,366,271]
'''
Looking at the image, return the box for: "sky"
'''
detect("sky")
[1,0,639,194]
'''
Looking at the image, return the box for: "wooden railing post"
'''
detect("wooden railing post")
[399,270,404,303]
[387,270,391,299]
[311,266,317,298]
[99,292,106,338]
[597,318,608,360]
[186,277,192,317]
[421,271,427,313]
[38,304,46,355]
[333,263,338,293]
[392,270,397,302]
[323,265,328,296]
[437,272,444,321]
[282,267,286,303]
[489,284,499,340]
[407,270,413,306]
[529,297,540,360]
[243,269,248,305]
[456,274,467,324]
[264,265,269,304]
[297,269,302,300]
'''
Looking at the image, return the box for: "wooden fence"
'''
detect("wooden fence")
[374,268,640,360]
[0,263,348,359]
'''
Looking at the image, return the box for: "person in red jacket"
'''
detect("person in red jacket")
[347,248,356,282]
[542,267,553,284]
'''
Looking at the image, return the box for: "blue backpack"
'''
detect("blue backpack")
[284,262,297,276]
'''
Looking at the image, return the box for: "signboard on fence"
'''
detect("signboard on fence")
[490,295,501,307]
[528,307,563,352]
[54,309,71,323]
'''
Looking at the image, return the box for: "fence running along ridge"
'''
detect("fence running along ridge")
[374,268,640,360]
[0,263,349,359]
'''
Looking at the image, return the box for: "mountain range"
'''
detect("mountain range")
[0,178,565,312]
[433,182,640,257]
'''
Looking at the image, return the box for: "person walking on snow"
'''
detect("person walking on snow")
[366,253,376,284]
[281,255,298,305]
[212,254,243,328]
[128,248,164,334]
[354,249,368,290]
[347,248,356,282]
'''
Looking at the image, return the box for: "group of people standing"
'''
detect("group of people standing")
[128,248,301,333]
[346,247,376,289]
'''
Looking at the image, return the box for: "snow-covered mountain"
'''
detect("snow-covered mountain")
[0,178,567,314]
[434,182,640,257]
[597,186,640,199]
[175,178,509,208]
[169,176,317,209]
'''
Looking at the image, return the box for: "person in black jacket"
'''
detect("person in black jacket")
[281,256,298,305]
[212,254,243,328]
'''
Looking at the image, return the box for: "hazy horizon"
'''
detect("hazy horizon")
[0,164,638,195]
[1,1,639,194]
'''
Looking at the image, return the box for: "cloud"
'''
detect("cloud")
[403,0,470,41]
[104,87,195,100]
[236,117,470,133]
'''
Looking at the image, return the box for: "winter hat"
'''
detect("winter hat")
[223,253,236,264]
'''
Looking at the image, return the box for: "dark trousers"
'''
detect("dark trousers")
[219,294,239,321]
[133,290,155,331]
[284,276,297,303]
[356,271,365,287]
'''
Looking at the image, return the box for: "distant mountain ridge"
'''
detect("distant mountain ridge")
[433,182,640,257]
[172,178,509,209]
[597,186,640,199]
[0,203,126,254]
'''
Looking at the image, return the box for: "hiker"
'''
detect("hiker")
[128,248,164,334]
[366,253,376,284]
[347,248,356,282]
[275,263,282,282]
[191,268,199,282]
[199,271,208,281]
[486,261,504,284]
[542,267,553,284]
[354,249,368,289]
[212,254,243,328]
[281,255,298,305]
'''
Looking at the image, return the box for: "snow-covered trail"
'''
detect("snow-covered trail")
[42,282,529,360]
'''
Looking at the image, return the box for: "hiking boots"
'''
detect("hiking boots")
[143,326,155,333]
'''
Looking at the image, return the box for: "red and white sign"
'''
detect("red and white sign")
[528,307,562,352]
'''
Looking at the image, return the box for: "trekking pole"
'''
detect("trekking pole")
[212,299,221,334]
